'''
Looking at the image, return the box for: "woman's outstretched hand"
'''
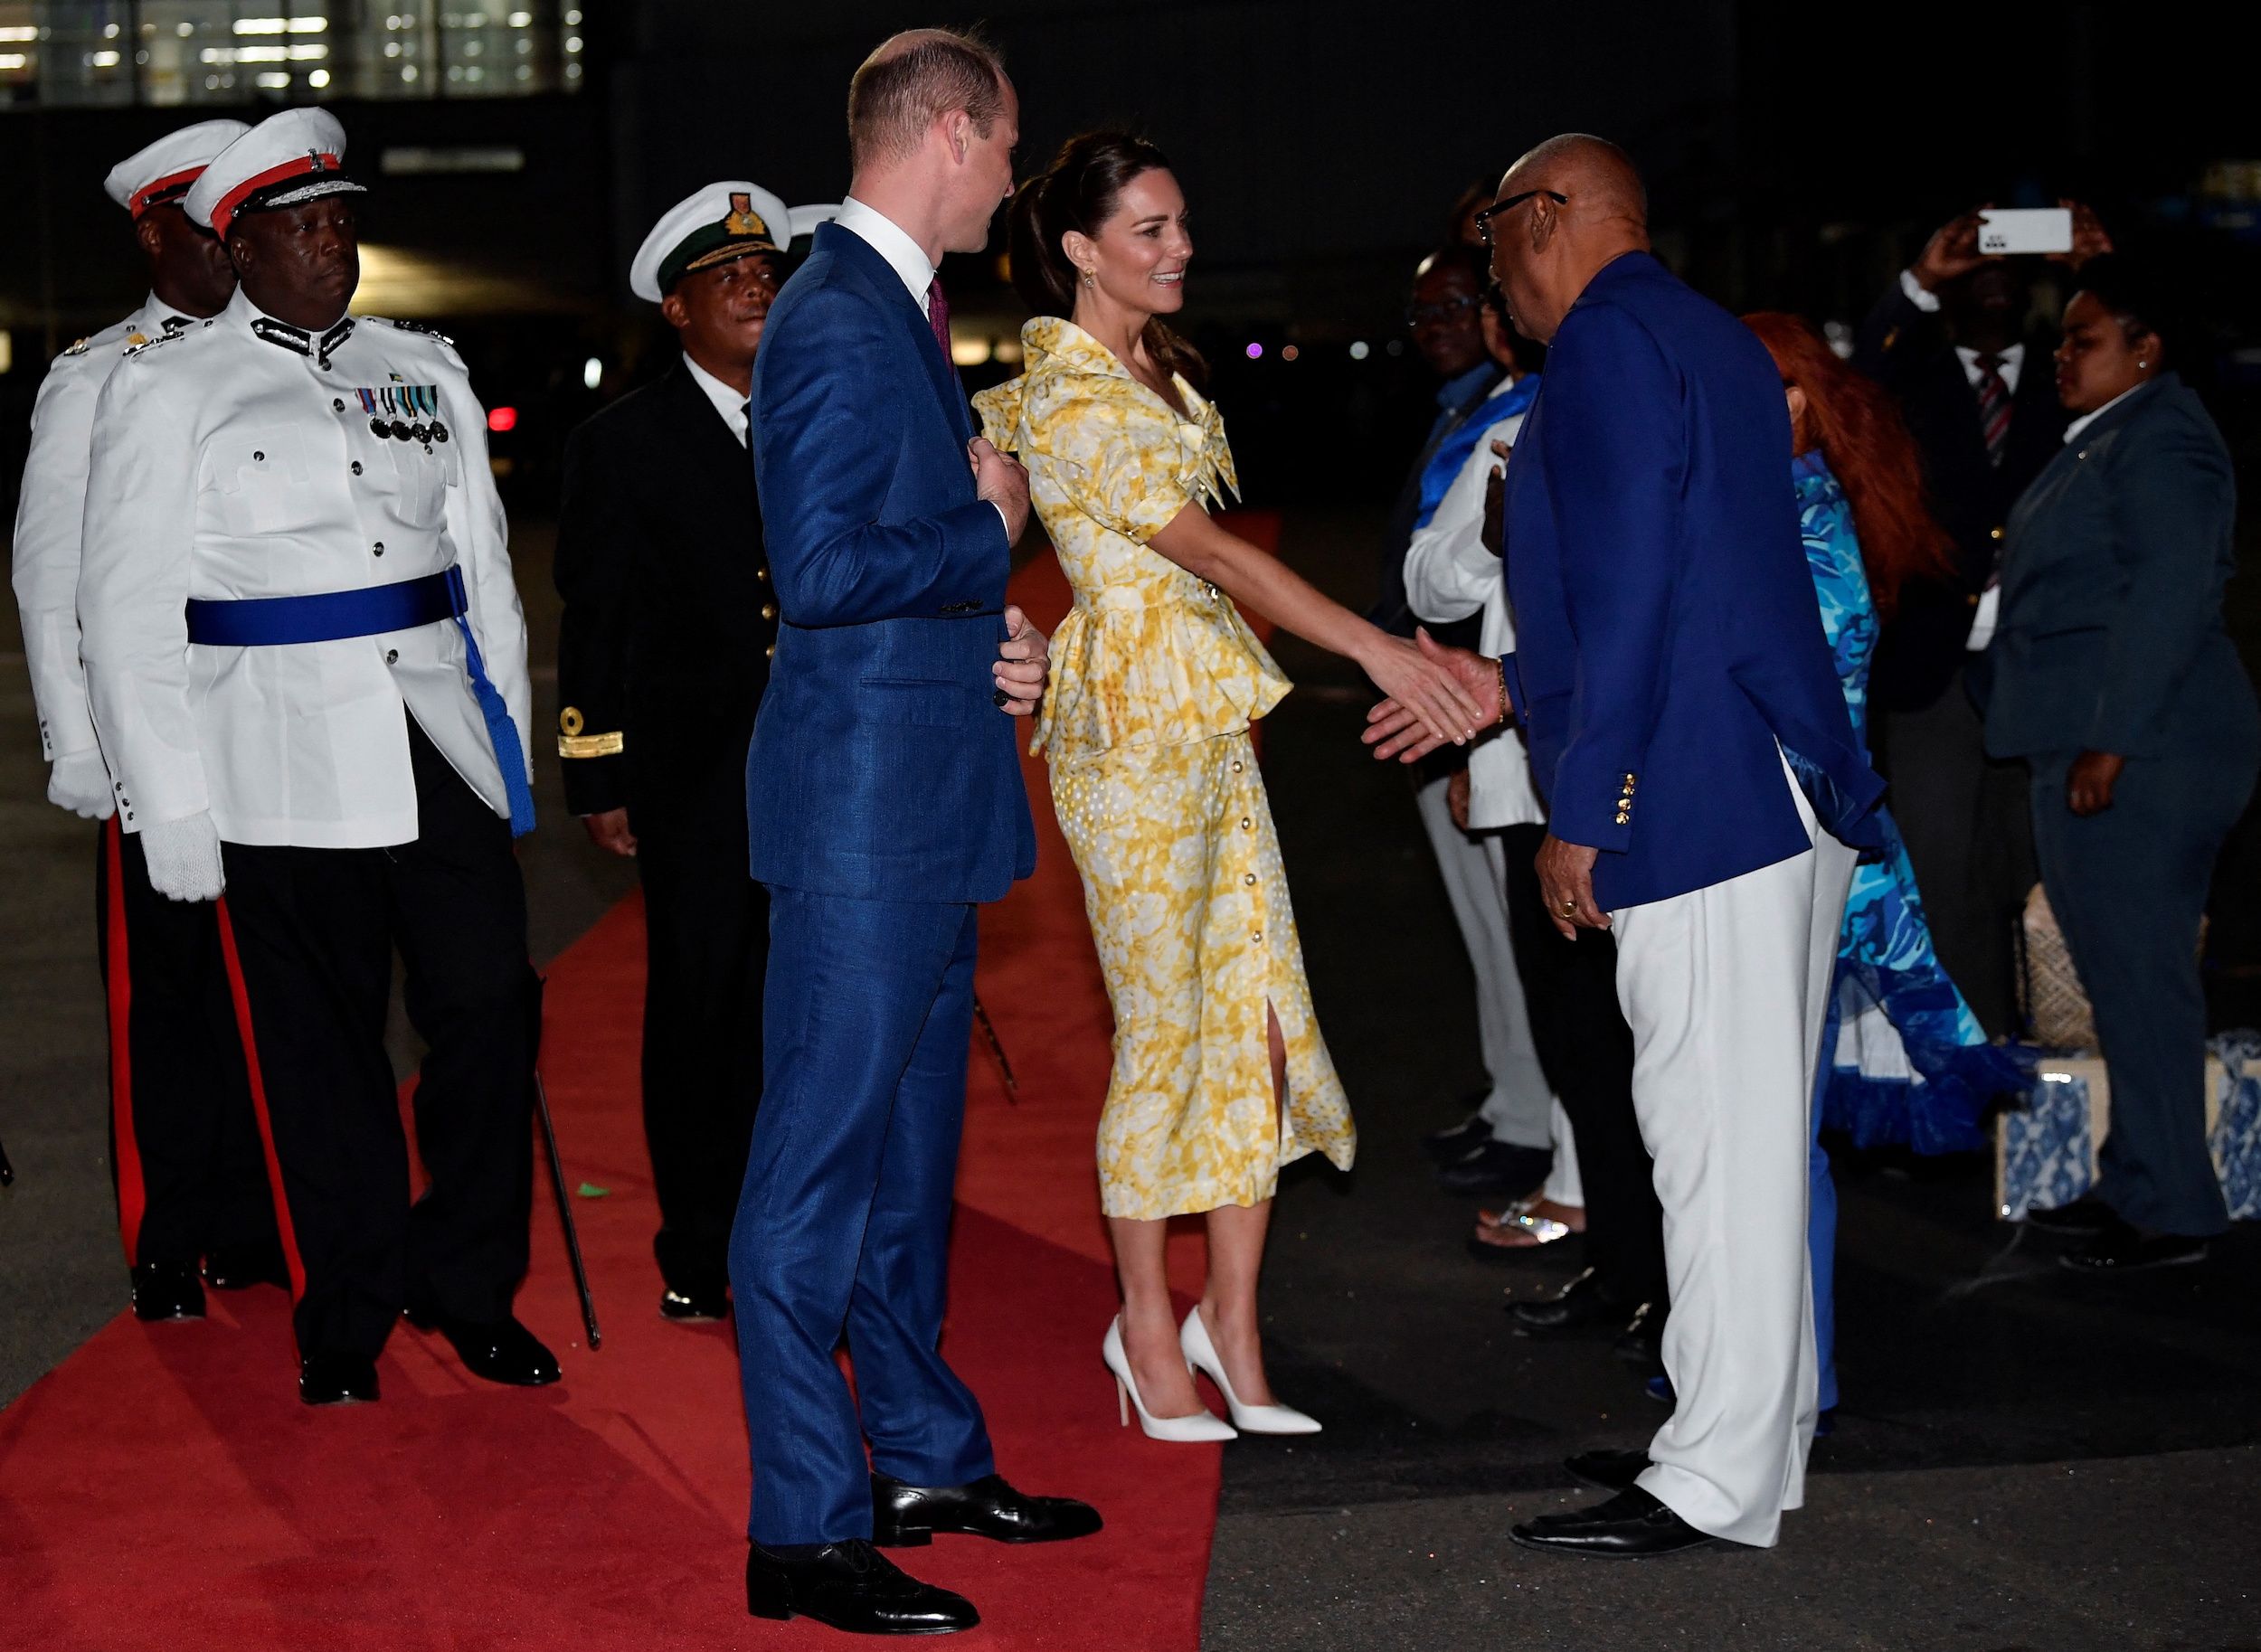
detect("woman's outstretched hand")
[1363,630,1506,762]
[1358,627,1494,752]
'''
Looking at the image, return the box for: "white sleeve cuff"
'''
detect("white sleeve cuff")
[1899,268,1942,314]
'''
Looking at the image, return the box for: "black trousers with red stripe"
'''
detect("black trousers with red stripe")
[95,819,277,1270]
[219,720,538,1361]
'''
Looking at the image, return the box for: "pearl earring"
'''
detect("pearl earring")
[2137,359,2150,370]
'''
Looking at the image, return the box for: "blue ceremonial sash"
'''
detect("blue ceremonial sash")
[183,568,536,837]
[1413,372,1542,533]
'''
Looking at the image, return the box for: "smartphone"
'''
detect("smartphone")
[1977,207,2072,256]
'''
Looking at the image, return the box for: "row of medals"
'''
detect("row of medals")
[358,384,451,448]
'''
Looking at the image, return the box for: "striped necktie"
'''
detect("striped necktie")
[1973,353,2011,467]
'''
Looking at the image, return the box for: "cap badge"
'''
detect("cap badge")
[724,193,771,241]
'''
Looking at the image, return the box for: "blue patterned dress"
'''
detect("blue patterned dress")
[1798,451,2029,1154]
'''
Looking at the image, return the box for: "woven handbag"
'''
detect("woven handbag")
[2017,883,2096,1050]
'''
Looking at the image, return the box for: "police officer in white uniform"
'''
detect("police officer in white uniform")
[79,109,555,1406]
[11,119,289,1324]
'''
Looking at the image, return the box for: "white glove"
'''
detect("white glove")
[141,810,225,902]
[47,749,117,820]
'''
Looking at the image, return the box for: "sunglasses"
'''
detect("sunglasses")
[1475,189,1569,248]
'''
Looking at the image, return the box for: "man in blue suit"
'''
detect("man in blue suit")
[732,27,1100,1638]
[1372,137,1883,1558]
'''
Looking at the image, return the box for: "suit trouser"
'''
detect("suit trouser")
[732,889,995,1545]
[636,820,768,1298]
[1414,777,1553,1150]
[1613,774,1856,1548]
[95,817,276,1270]
[1498,825,1663,1308]
[219,718,538,1359]
[1878,668,2034,1038]
[2029,740,2256,1237]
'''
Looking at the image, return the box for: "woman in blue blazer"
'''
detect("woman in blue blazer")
[1984,256,2259,1270]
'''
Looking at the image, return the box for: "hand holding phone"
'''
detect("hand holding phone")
[1977,208,2073,257]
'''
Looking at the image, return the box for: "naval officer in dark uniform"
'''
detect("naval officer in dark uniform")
[554,182,828,1322]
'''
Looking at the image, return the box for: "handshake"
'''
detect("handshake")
[1363,630,1509,763]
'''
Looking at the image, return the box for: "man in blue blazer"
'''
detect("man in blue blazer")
[731,28,1099,1638]
[1376,137,1883,1558]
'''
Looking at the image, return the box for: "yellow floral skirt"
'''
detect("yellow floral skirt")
[1050,730,1356,1220]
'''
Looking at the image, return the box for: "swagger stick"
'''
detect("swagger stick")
[528,975,600,1349]
[971,992,1018,1100]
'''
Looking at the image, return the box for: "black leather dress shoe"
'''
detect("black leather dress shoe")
[1422,1111,1493,1165]
[1509,1268,1624,1338]
[2023,1194,2114,1237]
[873,1473,1103,1547]
[202,1239,291,1292]
[1565,1447,1651,1494]
[2060,1222,2210,1273]
[1436,1140,1553,1197]
[1511,1487,1720,1558]
[659,1284,731,1322]
[130,1261,206,1322]
[299,1352,381,1406]
[1613,1300,1665,1373]
[746,1539,978,1635]
[404,1307,561,1386]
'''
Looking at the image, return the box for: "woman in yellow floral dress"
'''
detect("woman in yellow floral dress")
[975,132,1490,1440]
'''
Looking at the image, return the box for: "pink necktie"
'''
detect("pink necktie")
[926,275,954,369]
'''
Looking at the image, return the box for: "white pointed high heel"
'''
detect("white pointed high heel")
[1102,1316,1236,1442]
[1180,1307,1321,1435]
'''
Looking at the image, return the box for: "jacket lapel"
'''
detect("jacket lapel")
[813,222,970,442]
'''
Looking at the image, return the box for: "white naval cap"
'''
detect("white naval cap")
[629,181,839,303]
[184,107,367,241]
[102,119,251,218]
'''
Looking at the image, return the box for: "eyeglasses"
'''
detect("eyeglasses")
[1406,292,1481,328]
[1475,189,1569,249]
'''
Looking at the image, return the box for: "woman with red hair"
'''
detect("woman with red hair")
[1739,314,2030,1421]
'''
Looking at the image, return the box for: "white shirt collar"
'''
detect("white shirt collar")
[2062,382,2145,446]
[682,352,749,447]
[1954,340,2025,394]
[834,196,935,315]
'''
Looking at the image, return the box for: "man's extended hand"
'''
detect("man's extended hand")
[1910,207,1996,292]
[995,603,1049,717]
[970,437,1031,545]
[1363,629,1507,763]
[582,807,638,857]
[1535,832,1606,938]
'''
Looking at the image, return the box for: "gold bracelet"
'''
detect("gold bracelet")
[1495,656,1510,727]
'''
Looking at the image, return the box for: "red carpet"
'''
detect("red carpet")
[0,537,1286,1651]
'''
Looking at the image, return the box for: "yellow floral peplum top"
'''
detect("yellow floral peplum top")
[973,317,1291,760]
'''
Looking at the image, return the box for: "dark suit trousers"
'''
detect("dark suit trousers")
[731,890,995,1545]
[2030,739,2257,1236]
[220,718,537,1357]
[95,817,275,1270]
[1878,665,2035,1038]
[1497,825,1666,1309]
[637,818,767,1298]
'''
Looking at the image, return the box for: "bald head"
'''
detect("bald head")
[847,27,1008,171]
[1485,133,1651,345]
[1499,134,1648,228]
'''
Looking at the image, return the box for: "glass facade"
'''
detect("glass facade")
[0,0,584,107]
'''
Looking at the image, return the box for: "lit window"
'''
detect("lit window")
[309,67,330,86]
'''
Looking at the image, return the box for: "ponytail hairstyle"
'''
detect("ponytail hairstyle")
[1008,129,1208,392]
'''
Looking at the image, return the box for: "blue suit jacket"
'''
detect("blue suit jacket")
[746,222,1037,903]
[1503,251,1884,911]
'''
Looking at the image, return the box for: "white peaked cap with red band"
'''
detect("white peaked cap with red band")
[184,107,367,241]
[103,119,252,218]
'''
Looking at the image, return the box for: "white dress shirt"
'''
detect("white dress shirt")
[1897,269,2025,392]
[79,287,530,847]
[683,351,750,447]
[1398,377,1545,829]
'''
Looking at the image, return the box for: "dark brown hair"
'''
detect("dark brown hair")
[847,28,1007,171]
[1008,130,1207,391]
[1744,311,1954,618]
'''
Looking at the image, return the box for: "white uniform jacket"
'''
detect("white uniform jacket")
[10,295,190,764]
[1400,384,1544,832]
[78,288,531,848]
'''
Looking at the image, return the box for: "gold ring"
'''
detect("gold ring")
[1560,897,1576,915]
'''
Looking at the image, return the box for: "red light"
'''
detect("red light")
[487,406,518,433]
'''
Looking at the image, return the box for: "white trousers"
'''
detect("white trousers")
[1414,776,1553,1151]
[1611,767,1856,1548]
